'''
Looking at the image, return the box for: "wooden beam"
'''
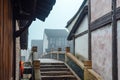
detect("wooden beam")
[112,0,118,80]
[75,30,88,38]
[90,12,112,31]
[73,35,75,56]
[15,20,32,37]
[90,7,120,31]
[88,0,92,60]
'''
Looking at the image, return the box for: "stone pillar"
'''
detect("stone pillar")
[33,60,41,80]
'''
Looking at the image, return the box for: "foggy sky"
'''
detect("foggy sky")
[28,0,83,49]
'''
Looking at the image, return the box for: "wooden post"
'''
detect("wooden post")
[65,47,70,62]
[57,48,61,60]
[84,60,92,80]
[58,48,62,51]
[88,0,92,60]
[112,0,118,80]
[66,47,70,53]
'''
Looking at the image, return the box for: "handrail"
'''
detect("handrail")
[66,52,84,69]
[41,49,102,80]
[65,52,102,80]
[87,69,102,80]
[50,51,65,54]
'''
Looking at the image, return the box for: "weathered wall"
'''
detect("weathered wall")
[91,0,111,22]
[0,0,13,79]
[16,22,20,80]
[75,15,88,35]
[117,20,120,80]
[91,25,112,80]
[16,37,20,80]
[75,34,88,59]
[117,0,120,8]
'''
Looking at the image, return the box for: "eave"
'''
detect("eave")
[13,0,56,49]
[67,6,88,40]
[65,0,87,28]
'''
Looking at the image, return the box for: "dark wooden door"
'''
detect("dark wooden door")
[0,0,14,79]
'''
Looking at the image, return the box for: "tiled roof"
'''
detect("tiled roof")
[14,0,56,21]
[15,0,56,49]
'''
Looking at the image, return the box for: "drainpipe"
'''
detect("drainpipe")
[112,0,118,80]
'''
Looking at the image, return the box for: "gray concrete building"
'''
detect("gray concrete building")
[43,29,73,53]
[31,40,43,58]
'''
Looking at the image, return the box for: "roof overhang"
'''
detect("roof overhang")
[14,0,56,21]
[65,0,87,28]
[67,6,88,40]
[13,0,56,49]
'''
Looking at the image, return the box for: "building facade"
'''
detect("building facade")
[43,29,73,53]
[66,0,120,80]
[66,0,88,61]
[90,0,120,80]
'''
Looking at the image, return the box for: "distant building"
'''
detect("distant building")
[21,50,30,62]
[43,29,73,53]
[31,40,43,58]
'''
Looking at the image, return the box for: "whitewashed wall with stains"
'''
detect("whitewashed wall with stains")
[91,25,112,80]
[75,15,88,35]
[117,20,120,80]
[75,34,88,59]
[75,15,88,60]
[117,0,120,7]
[91,0,111,22]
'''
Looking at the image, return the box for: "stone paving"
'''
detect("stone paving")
[38,58,63,63]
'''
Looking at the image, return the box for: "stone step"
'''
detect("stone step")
[40,62,64,65]
[41,75,77,80]
[40,62,78,80]
[40,65,67,68]
[40,67,69,71]
[41,71,73,76]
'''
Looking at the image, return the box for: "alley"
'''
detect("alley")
[0,0,120,80]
